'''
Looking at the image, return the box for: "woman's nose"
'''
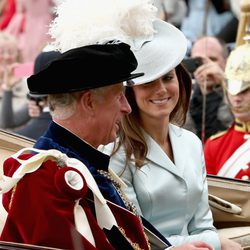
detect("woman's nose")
[155,79,167,92]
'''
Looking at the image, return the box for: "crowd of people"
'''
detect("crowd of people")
[0,0,249,249]
[0,0,243,140]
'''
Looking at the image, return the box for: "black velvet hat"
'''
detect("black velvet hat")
[34,50,61,74]
[27,42,143,95]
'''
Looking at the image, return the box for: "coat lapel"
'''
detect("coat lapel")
[169,124,186,178]
[145,124,185,179]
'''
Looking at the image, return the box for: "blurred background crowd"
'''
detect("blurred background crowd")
[0,0,246,142]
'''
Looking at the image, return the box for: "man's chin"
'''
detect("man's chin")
[233,113,250,122]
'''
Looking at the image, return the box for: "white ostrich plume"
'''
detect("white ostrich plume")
[49,0,157,52]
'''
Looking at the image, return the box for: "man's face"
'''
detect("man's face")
[191,37,226,69]
[0,40,19,65]
[92,83,131,146]
[227,87,250,122]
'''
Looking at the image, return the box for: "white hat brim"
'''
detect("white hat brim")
[131,19,187,85]
[226,79,250,95]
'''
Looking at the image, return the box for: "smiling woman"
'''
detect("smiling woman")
[100,19,242,250]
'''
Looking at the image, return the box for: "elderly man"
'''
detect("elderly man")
[0,42,153,249]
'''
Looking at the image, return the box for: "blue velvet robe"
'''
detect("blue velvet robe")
[34,121,125,207]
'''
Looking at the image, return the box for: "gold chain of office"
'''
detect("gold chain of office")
[97,169,151,250]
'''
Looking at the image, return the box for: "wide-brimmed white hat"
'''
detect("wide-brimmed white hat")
[130,19,187,85]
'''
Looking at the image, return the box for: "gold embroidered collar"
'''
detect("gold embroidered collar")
[234,119,250,132]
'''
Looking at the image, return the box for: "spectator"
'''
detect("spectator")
[0,0,16,30]
[181,0,234,46]
[5,0,55,62]
[101,19,241,250]
[0,47,59,135]
[216,0,240,43]
[187,36,233,142]
[154,0,187,28]
[0,31,29,129]
[12,50,61,140]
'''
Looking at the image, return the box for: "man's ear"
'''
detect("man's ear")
[79,91,95,115]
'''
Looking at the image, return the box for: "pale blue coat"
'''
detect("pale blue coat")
[101,124,221,250]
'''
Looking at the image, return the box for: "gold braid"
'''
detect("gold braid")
[97,169,151,250]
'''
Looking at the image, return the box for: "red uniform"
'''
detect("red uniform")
[204,120,250,180]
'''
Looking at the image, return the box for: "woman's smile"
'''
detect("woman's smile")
[150,97,170,105]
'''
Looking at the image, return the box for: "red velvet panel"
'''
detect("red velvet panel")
[1,155,114,250]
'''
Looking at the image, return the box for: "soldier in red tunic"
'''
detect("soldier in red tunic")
[204,31,250,180]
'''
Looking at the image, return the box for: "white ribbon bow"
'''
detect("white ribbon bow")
[0,147,118,247]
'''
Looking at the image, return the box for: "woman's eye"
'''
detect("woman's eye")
[163,74,174,81]
[142,81,154,87]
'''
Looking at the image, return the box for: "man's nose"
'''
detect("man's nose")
[121,94,132,114]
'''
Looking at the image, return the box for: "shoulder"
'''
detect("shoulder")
[204,130,229,154]
[170,123,201,142]
[170,124,203,154]
[208,130,227,141]
[3,153,33,177]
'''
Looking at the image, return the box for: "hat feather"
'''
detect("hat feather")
[49,0,157,52]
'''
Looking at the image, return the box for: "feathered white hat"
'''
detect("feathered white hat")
[49,0,157,52]
[131,19,188,85]
[49,0,187,86]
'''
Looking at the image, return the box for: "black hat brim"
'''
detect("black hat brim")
[28,43,144,95]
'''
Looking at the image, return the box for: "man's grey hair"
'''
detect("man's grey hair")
[48,86,110,120]
[48,92,82,120]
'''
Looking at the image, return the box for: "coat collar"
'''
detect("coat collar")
[145,124,185,179]
[38,121,110,170]
[234,119,250,132]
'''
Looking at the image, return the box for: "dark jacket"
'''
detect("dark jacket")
[15,111,52,140]
[189,85,232,141]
